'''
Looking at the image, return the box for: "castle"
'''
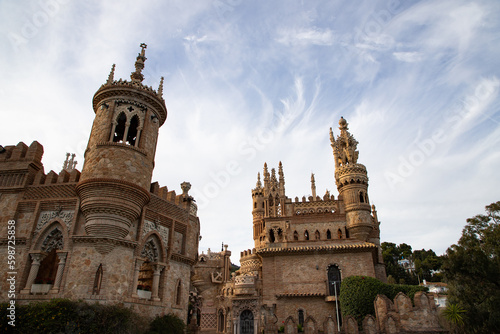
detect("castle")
[191,117,387,334]
[0,44,199,319]
[1,45,446,334]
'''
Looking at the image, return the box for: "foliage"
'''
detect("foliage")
[278,325,285,332]
[442,201,500,334]
[442,303,466,334]
[148,313,186,334]
[0,299,149,334]
[382,242,418,285]
[297,324,304,332]
[382,242,444,284]
[339,276,427,323]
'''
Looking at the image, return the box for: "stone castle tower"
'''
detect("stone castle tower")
[0,44,200,319]
[77,43,166,245]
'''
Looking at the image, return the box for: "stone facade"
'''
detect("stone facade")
[0,44,200,320]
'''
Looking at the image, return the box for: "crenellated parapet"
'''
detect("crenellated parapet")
[0,141,44,191]
[239,248,261,274]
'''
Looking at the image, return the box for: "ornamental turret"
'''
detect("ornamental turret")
[330,117,373,241]
[76,43,167,240]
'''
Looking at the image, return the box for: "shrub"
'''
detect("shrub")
[148,313,185,334]
[339,276,427,323]
[0,299,148,334]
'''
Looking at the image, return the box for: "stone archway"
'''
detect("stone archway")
[240,310,254,334]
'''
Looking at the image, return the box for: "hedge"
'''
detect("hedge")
[0,299,185,334]
[339,276,427,323]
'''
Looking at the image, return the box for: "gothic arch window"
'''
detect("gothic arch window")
[298,309,305,326]
[113,113,127,143]
[141,237,160,263]
[327,229,332,240]
[240,310,254,334]
[328,265,341,296]
[315,230,320,240]
[175,280,182,305]
[218,309,225,332]
[337,228,342,239]
[304,230,309,241]
[93,264,103,295]
[126,115,140,146]
[293,230,299,241]
[359,191,364,203]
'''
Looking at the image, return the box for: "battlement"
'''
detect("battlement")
[0,141,43,164]
[149,181,197,217]
[240,248,257,259]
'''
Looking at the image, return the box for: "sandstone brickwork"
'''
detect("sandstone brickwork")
[0,44,199,321]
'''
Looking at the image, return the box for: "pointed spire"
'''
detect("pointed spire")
[107,64,116,85]
[311,173,317,201]
[329,127,335,146]
[278,161,285,196]
[263,163,270,190]
[130,43,147,83]
[256,172,262,188]
[157,76,164,98]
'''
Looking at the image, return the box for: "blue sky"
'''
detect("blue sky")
[1,0,499,263]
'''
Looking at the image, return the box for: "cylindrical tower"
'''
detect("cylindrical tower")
[331,117,373,241]
[76,44,167,239]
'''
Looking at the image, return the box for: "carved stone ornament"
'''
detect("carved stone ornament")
[141,238,159,262]
[35,208,74,236]
[232,298,259,318]
[41,228,64,252]
[142,220,169,247]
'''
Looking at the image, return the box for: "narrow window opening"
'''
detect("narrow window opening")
[315,230,320,240]
[345,227,350,239]
[304,230,309,240]
[328,265,341,296]
[93,264,103,295]
[269,229,275,243]
[113,113,127,143]
[298,309,305,326]
[293,231,299,241]
[359,191,364,203]
[176,280,182,305]
[126,115,139,145]
[338,229,342,239]
[327,229,332,240]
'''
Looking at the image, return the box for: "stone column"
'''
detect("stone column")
[131,258,144,298]
[123,121,131,143]
[50,252,68,293]
[109,120,117,141]
[151,264,164,301]
[233,318,238,334]
[134,127,143,147]
[21,253,45,294]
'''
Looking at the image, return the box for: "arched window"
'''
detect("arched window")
[338,229,342,239]
[113,113,127,143]
[328,265,341,296]
[240,310,254,334]
[176,280,182,305]
[345,227,350,239]
[254,202,257,209]
[298,309,305,326]
[93,264,103,295]
[35,248,58,286]
[327,229,332,240]
[218,309,225,332]
[126,115,140,146]
[293,231,299,241]
[315,230,320,240]
[304,230,309,240]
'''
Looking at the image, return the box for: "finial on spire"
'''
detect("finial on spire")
[130,43,148,83]
[107,64,116,85]
[62,153,77,172]
[256,172,262,188]
[157,76,164,98]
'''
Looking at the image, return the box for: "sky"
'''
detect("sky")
[1,0,499,264]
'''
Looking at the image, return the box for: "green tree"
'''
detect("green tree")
[442,201,500,333]
[382,242,418,285]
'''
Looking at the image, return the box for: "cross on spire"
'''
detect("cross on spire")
[130,43,148,83]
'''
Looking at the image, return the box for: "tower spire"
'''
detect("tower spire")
[157,76,164,98]
[278,161,285,196]
[256,172,262,188]
[311,173,316,201]
[130,43,147,83]
[107,64,116,85]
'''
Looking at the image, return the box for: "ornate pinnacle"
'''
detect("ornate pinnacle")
[329,127,335,147]
[256,172,262,188]
[157,76,164,98]
[130,43,147,83]
[107,64,116,85]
